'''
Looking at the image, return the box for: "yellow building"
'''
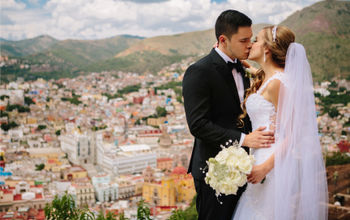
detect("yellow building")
[27,147,64,159]
[142,176,176,206]
[44,158,63,172]
[171,166,196,204]
[63,166,88,181]
[147,117,167,127]
[26,116,37,124]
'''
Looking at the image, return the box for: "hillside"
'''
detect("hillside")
[86,29,216,73]
[1,0,349,81]
[0,35,143,82]
[27,35,144,68]
[280,0,350,80]
[92,24,268,73]
[0,35,58,57]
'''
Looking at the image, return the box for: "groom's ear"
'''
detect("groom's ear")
[218,35,227,47]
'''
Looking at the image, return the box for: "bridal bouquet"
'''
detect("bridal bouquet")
[204,140,255,197]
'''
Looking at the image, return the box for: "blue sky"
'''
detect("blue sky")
[1,0,321,40]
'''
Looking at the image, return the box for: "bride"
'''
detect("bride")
[232,25,328,220]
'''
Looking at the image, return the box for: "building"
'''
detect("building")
[171,166,196,204]
[69,181,95,207]
[63,166,88,181]
[59,132,96,165]
[98,143,156,176]
[142,176,176,206]
[0,182,46,212]
[157,158,173,171]
[92,173,118,203]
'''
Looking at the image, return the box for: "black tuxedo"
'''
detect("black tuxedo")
[182,49,252,220]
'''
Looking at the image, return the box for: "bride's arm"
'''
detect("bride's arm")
[248,154,274,184]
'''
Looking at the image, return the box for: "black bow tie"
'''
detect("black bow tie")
[227,61,240,72]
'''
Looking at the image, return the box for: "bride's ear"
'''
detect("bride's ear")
[263,47,270,55]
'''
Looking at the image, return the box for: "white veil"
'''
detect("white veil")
[274,43,328,219]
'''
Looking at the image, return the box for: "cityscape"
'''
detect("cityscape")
[0,53,349,219]
[1,0,350,219]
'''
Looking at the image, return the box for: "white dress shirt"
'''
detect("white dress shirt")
[215,47,246,146]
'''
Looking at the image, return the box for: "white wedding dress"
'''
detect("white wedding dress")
[232,72,283,220]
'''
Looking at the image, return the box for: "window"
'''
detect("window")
[78,142,80,156]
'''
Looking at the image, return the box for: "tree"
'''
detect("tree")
[56,130,61,136]
[35,163,45,171]
[37,125,47,130]
[328,107,339,118]
[24,96,35,106]
[0,111,8,118]
[169,195,197,220]
[156,106,167,117]
[96,211,118,220]
[137,200,151,220]
[1,121,18,131]
[0,95,9,100]
[45,193,95,220]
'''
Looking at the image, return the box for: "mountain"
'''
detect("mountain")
[0,35,58,57]
[27,35,143,68]
[85,29,216,74]
[102,0,349,79]
[1,0,349,82]
[280,0,350,80]
[0,35,143,82]
[89,24,269,74]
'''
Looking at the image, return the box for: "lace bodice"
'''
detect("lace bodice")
[246,72,283,131]
[246,72,283,164]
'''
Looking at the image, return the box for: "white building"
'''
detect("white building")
[0,89,24,105]
[97,143,156,176]
[91,173,118,203]
[59,132,96,165]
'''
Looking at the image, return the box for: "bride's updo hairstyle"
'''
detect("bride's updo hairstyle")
[238,25,295,127]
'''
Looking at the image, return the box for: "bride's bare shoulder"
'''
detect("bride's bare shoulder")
[265,79,281,108]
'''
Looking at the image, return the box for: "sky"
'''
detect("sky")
[1,0,321,40]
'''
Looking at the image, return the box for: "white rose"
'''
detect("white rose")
[215,148,229,164]
[238,156,254,174]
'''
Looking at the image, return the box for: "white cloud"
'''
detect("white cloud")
[1,0,26,10]
[0,0,321,40]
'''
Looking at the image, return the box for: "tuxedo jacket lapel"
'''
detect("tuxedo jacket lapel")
[210,49,241,105]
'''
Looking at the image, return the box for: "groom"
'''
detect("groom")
[183,10,275,219]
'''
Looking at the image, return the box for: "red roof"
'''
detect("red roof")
[171,166,187,175]
[13,194,21,201]
[157,158,172,162]
[35,193,43,199]
[0,188,12,194]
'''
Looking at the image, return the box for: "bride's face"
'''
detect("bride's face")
[248,30,266,63]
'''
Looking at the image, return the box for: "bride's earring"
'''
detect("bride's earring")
[263,52,266,63]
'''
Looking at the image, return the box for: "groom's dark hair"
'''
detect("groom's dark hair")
[215,10,252,40]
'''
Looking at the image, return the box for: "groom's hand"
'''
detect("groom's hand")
[243,126,274,148]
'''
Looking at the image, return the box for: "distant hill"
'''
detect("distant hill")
[1,0,349,82]
[0,35,58,57]
[91,24,268,74]
[0,35,143,82]
[86,29,216,74]
[27,35,143,68]
[280,0,350,80]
